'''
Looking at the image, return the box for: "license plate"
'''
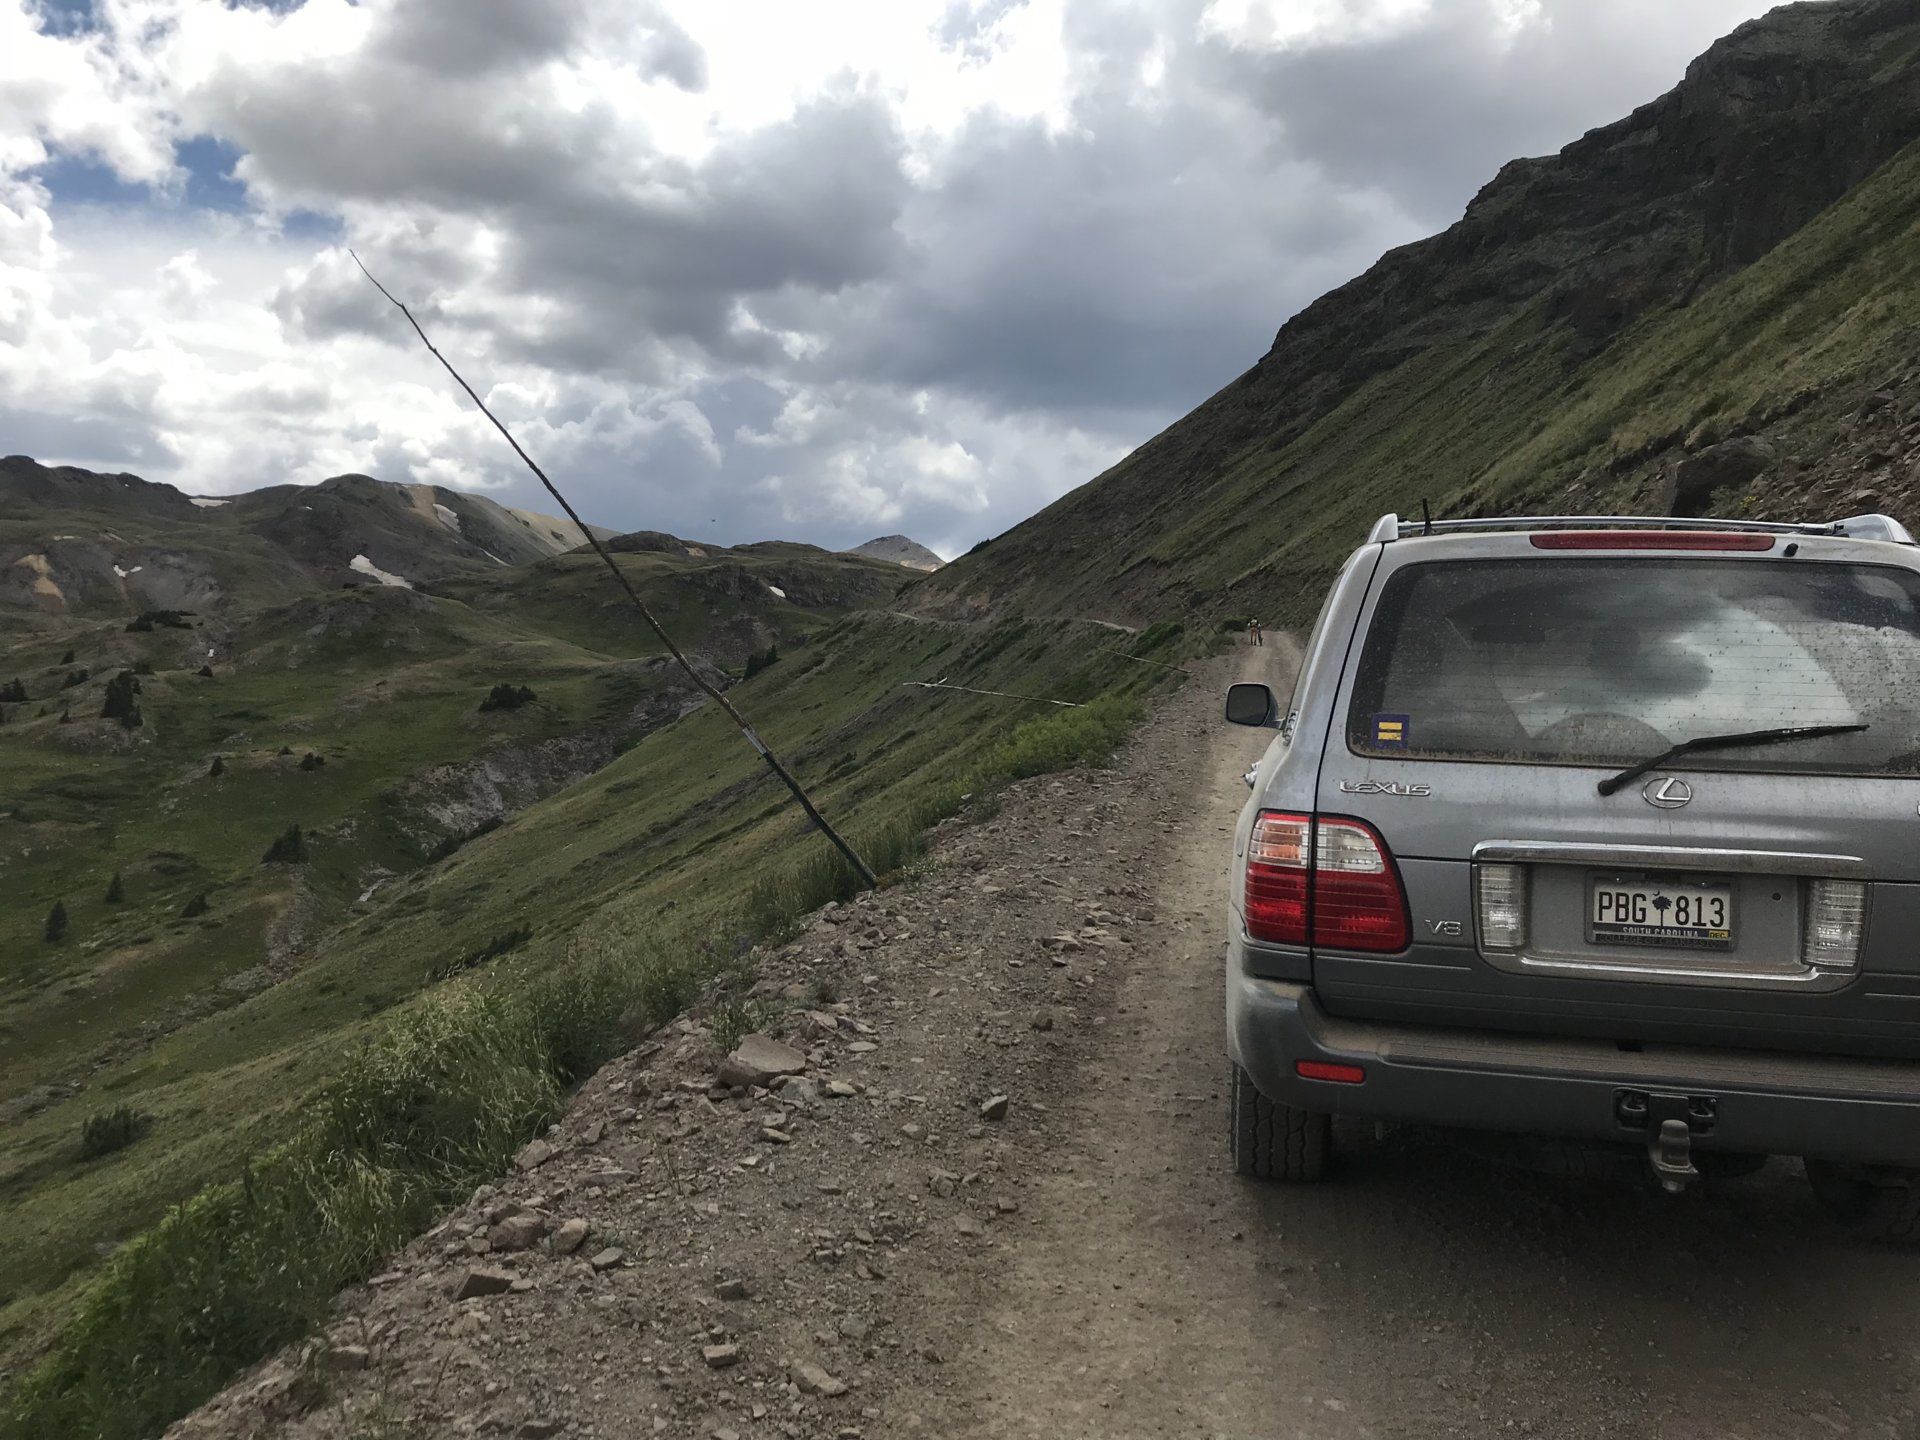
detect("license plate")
[1590,876,1734,951]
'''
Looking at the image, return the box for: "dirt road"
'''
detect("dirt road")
[935,645,1920,1440]
[180,647,1920,1440]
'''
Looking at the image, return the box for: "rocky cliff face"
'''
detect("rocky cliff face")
[918,0,1920,624]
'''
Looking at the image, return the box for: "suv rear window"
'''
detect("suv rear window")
[1346,557,1920,775]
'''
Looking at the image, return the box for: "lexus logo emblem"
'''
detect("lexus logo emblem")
[1643,777,1693,809]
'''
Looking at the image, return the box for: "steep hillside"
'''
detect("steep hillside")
[0,600,1183,1434]
[0,459,607,617]
[918,0,1920,625]
[0,470,933,1385]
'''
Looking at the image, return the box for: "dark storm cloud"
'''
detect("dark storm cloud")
[1206,0,1771,227]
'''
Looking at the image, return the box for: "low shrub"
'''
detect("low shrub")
[478,683,537,713]
[79,1105,150,1160]
[708,995,774,1055]
[982,693,1141,782]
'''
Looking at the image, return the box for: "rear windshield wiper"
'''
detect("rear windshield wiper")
[1596,723,1868,797]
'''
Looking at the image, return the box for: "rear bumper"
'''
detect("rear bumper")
[1228,969,1920,1166]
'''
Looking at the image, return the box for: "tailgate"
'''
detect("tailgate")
[1309,551,1920,1058]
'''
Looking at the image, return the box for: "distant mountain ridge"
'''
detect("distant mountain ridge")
[916,0,1920,625]
[845,534,943,570]
[0,456,613,614]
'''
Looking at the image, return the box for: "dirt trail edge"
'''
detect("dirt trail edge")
[174,648,1920,1440]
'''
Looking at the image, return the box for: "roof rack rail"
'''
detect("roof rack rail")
[1366,513,1916,545]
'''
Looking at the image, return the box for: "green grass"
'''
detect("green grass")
[0,547,910,1370]
[0,603,1182,1437]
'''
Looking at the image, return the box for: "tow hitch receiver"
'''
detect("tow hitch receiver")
[1616,1089,1718,1193]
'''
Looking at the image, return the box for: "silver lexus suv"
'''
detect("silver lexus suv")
[1225,512,1920,1239]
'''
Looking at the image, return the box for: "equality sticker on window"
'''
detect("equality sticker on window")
[1371,713,1409,749]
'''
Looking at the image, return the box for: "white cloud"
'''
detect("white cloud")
[0,0,1777,552]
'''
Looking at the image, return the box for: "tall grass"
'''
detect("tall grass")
[0,953,679,1440]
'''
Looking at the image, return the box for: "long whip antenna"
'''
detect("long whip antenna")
[352,252,876,889]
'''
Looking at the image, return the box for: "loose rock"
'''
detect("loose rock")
[716,1033,808,1088]
[452,1267,516,1300]
[791,1360,849,1397]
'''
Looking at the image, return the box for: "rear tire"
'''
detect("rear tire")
[1806,1159,1920,1243]
[1229,1064,1330,1181]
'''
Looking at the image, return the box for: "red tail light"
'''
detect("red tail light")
[1529,531,1774,551]
[1245,812,1311,944]
[1244,811,1410,952]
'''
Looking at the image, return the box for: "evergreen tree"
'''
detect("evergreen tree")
[59,649,74,665]
[44,901,67,942]
[209,754,226,778]
[181,892,209,918]
[105,872,124,904]
[262,824,308,864]
[298,752,325,771]
[478,683,537,712]
[0,678,25,703]
[101,670,141,724]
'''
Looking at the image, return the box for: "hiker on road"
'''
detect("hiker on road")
[1249,618,1263,647]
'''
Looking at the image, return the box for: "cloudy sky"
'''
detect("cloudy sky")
[3,0,1776,556]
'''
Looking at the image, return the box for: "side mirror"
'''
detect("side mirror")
[1224,683,1276,727]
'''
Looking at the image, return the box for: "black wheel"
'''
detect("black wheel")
[1806,1159,1920,1242]
[1229,1064,1330,1181]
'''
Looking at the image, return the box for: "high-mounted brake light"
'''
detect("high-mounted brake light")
[1244,811,1410,951]
[1529,531,1775,552]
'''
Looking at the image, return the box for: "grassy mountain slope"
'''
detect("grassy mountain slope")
[916,0,1920,626]
[0,500,924,1371]
[0,604,1182,1435]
